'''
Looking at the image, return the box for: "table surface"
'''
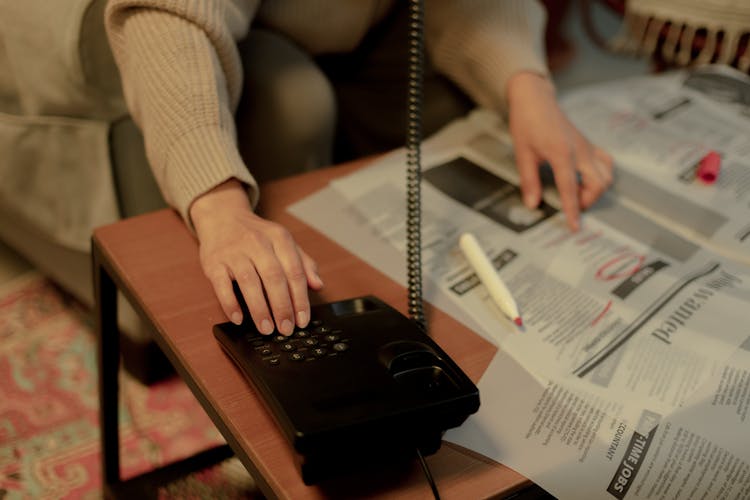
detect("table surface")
[92,159,532,499]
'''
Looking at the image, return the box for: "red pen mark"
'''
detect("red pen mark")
[596,252,645,281]
[608,110,647,130]
[514,317,523,327]
[543,231,573,249]
[575,230,603,246]
[696,150,721,184]
[590,300,612,327]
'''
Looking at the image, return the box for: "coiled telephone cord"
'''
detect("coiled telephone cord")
[406,0,426,330]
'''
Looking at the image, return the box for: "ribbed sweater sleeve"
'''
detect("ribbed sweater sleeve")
[426,0,549,113]
[105,0,260,226]
[105,0,549,229]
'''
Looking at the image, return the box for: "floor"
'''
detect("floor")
[0,4,649,289]
[0,239,31,286]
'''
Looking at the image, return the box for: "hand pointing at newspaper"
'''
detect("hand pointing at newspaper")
[506,72,614,231]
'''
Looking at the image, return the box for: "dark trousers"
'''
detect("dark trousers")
[234,3,473,183]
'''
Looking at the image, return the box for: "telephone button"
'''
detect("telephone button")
[289,352,306,362]
[332,342,349,352]
[281,343,296,352]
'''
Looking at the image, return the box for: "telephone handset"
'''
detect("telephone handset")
[213,0,480,486]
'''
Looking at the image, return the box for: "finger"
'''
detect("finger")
[549,148,581,231]
[271,234,313,329]
[573,141,603,210]
[207,265,244,326]
[252,248,296,336]
[577,143,613,210]
[233,264,275,335]
[515,144,542,209]
[594,148,614,185]
[299,249,324,290]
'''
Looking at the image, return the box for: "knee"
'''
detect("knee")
[238,30,336,150]
[270,64,336,146]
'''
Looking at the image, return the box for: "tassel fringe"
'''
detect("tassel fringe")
[608,7,750,73]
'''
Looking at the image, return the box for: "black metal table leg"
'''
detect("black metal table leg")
[92,240,234,499]
[94,245,121,495]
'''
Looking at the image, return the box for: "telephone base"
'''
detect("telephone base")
[299,430,443,485]
[214,296,480,485]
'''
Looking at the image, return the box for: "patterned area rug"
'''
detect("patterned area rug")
[0,272,259,499]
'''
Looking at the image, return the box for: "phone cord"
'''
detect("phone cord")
[407,5,441,498]
[406,0,426,331]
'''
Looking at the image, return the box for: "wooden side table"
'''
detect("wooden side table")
[92,160,542,498]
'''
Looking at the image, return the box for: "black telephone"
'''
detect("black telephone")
[213,0,480,486]
[213,296,479,484]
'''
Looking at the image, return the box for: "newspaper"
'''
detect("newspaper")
[449,338,750,500]
[287,67,750,498]
[559,65,750,267]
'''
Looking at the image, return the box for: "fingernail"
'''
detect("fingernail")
[523,193,538,209]
[231,312,243,325]
[260,319,274,334]
[297,310,308,327]
[280,319,294,335]
[314,273,324,287]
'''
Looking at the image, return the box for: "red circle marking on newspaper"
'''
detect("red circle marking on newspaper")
[596,252,645,281]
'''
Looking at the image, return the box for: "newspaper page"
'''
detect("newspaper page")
[287,99,750,498]
[326,131,750,421]
[446,339,750,500]
[558,65,750,266]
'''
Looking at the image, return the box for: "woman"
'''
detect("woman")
[105,0,613,336]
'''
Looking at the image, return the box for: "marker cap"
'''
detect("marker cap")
[697,151,721,184]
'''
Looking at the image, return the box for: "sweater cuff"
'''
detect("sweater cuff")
[163,125,258,229]
[457,34,550,113]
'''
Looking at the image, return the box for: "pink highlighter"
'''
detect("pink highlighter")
[696,151,721,184]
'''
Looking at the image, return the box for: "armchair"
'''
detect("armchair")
[0,0,170,383]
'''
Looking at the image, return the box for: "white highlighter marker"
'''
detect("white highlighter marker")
[459,232,523,327]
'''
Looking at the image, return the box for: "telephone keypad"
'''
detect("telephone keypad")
[248,321,350,366]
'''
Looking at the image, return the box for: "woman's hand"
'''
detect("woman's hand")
[506,72,613,231]
[190,179,324,335]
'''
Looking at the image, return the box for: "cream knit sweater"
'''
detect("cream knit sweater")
[105,0,549,224]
